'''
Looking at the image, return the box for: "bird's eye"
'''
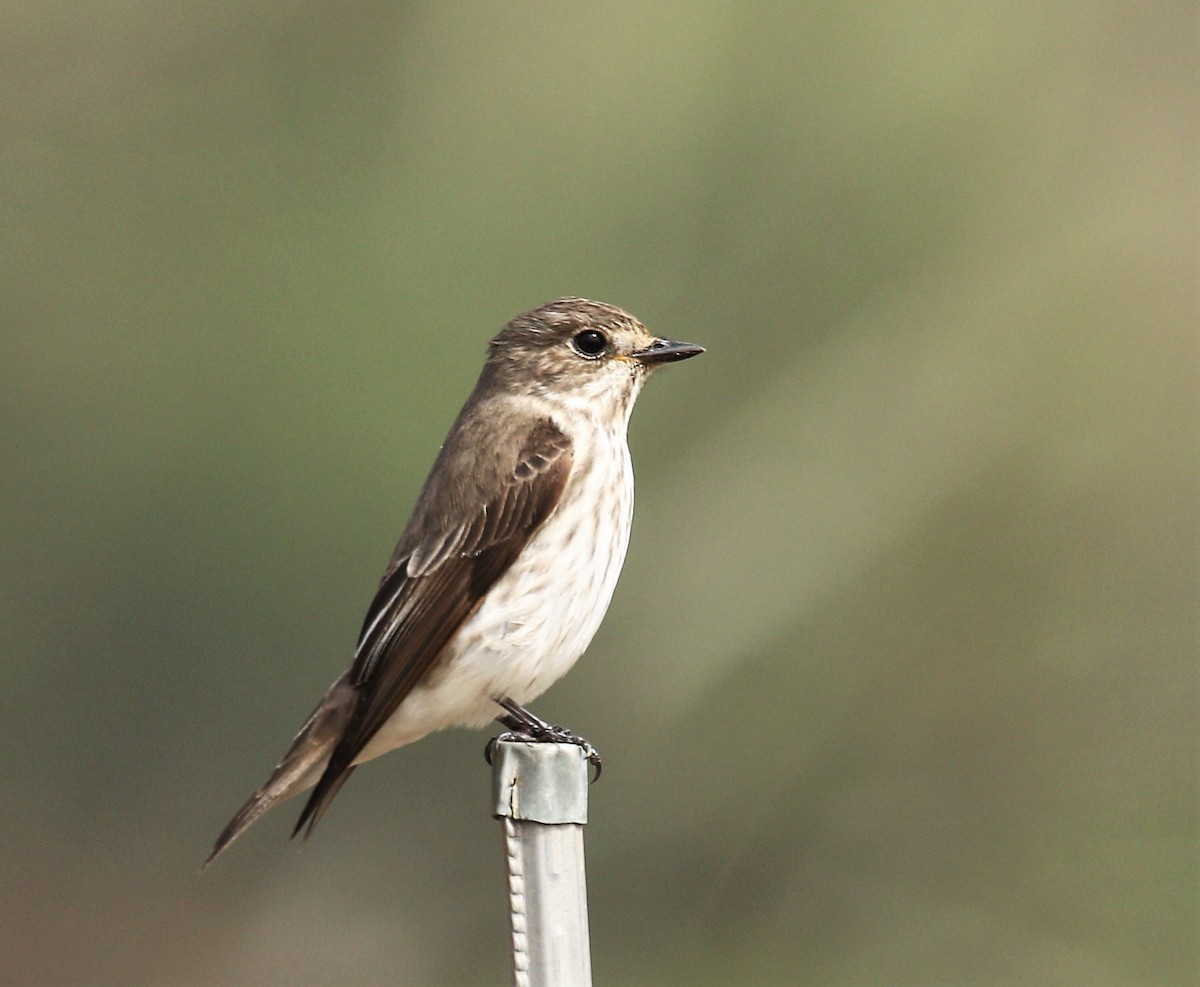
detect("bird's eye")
[571,329,608,358]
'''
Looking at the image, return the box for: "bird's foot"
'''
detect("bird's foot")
[486,698,602,780]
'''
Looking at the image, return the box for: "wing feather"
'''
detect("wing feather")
[291,416,573,838]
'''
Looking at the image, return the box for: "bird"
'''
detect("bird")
[204,298,703,865]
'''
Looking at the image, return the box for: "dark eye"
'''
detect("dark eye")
[571,329,608,358]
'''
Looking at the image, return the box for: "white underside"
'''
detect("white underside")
[355,398,635,764]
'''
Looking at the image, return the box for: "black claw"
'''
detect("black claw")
[490,697,602,780]
[485,730,525,765]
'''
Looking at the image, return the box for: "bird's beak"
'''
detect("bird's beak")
[632,338,705,366]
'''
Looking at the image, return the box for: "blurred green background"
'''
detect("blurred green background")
[2,3,1194,985]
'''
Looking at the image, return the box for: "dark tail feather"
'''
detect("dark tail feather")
[204,674,356,868]
[291,763,357,841]
[205,785,289,868]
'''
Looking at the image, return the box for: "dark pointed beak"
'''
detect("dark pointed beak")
[632,338,705,366]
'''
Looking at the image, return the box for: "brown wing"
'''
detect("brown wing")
[291,416,573,838]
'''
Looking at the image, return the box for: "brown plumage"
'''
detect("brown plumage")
[206,298,702,865]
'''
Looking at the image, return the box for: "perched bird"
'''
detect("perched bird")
[205,297,703,865]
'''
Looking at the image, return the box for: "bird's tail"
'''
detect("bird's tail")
[204,673,356,867]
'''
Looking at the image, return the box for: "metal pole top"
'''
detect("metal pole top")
[492,740,590,825]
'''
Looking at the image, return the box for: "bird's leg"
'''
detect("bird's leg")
[486,696,602,778]
[495,697,554,734]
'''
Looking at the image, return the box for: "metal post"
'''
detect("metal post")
[491,740,592,987]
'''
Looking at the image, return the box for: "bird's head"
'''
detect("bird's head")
[485,297,704,415]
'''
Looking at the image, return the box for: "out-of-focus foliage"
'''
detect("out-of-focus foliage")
[1,3,1193,984]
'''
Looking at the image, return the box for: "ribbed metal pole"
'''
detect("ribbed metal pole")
[491,740,592,987]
